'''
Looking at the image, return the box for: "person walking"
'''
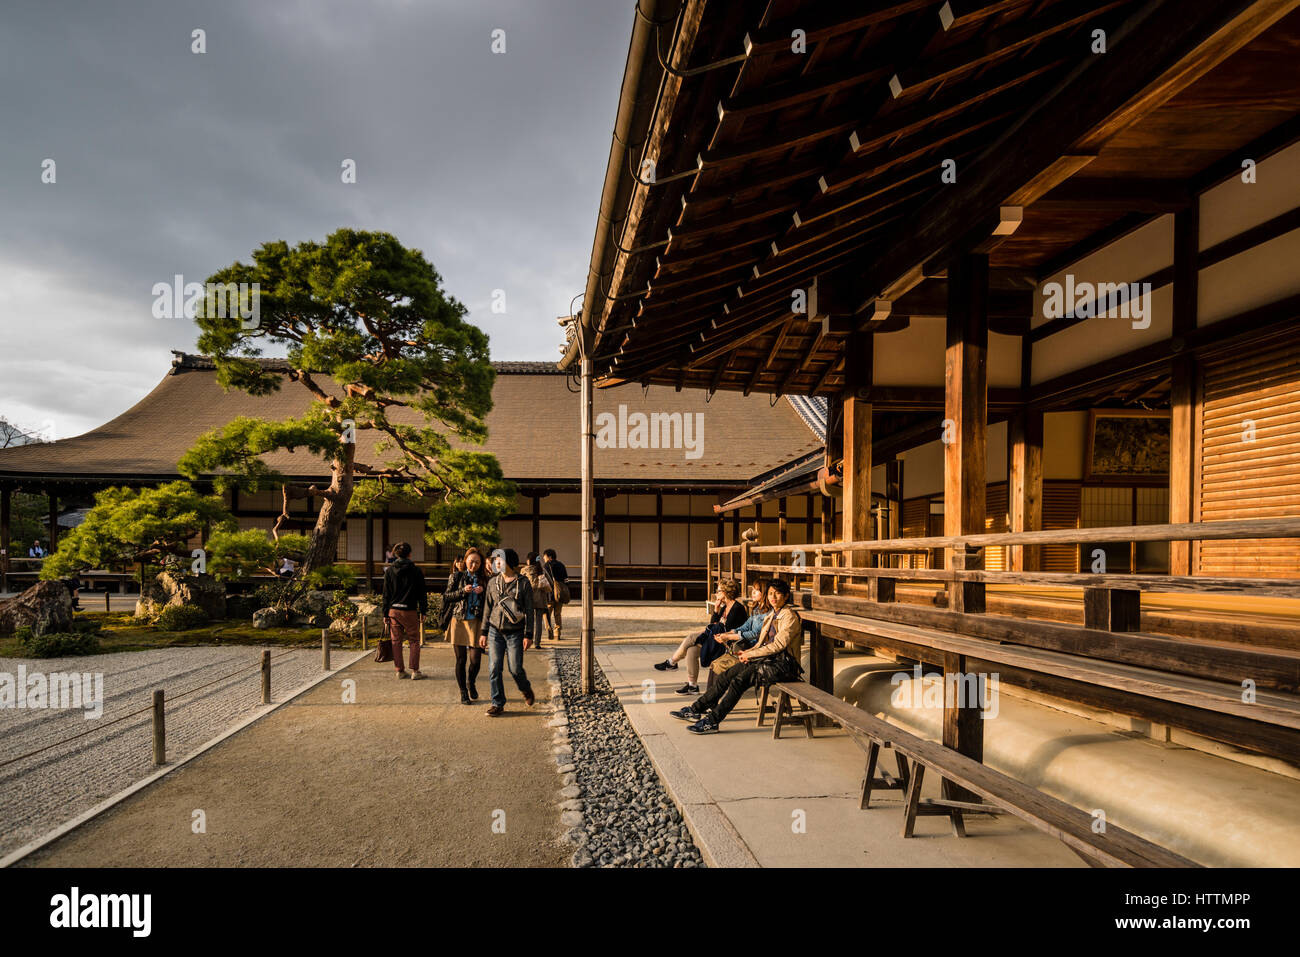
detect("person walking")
[540,548,569,640]
[521,552,553,648]
[445,548,486,703]
[382,542,428,680]
[479,548,536,716]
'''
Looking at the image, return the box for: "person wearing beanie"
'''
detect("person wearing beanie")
[479,547,537,715]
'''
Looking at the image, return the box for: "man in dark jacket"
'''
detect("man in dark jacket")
[541,548,568,640]
[382,542,429,679]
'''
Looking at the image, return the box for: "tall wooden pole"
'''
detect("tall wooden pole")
[0,487,10,593]
[1009,408,1044,571]
[48,490,58,551]
[1169,204,1199,576]
[943,252,989,802]
[580,354,596,694]
[365,511,375,593]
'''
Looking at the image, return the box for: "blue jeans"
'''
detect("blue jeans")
[487,625,533,708]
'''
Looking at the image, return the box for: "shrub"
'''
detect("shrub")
[326,590,358,624]
[253,579,298,610]
[154,604,210,632]
[304,563,356,591]
[18,628,102,658]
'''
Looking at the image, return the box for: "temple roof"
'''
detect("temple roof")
[0,353,821,486]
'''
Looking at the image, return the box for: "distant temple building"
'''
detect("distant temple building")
[0,353,822,596]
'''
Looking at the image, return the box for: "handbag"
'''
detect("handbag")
[495,576,528,630]
[752,650,803,687]
[374,616,394,662]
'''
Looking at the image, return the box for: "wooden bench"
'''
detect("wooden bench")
[767,680,1199,868]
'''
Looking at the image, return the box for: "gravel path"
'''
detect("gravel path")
[554,649,705,868]
[0,646,332,857]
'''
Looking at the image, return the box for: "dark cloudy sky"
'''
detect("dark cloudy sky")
[0,0,630,439]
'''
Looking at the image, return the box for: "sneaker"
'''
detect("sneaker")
[669,707,699,722]
[410,671,426,681]
[687,715,720,735]
[653,660,679,672]
[396,670,410,679]
[674,683,700,695]
[485,705,504,716]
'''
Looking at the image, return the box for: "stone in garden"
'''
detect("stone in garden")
[135,570,227,620]
[0,580,74,636]
[252,606,291,629]
[290,589,334,627]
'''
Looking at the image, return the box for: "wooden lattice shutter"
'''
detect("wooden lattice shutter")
[984,483,1009,571]
[901,497,930,568]
[1197,332,1300,578]
[1042,482,1081,572]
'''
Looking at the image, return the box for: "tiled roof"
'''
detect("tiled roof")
[0,354,822,484]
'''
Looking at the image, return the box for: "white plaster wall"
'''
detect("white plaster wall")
[1199,140,1300,248]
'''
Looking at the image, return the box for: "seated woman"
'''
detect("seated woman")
[652,578,748,695]
[700,580,772,689]
[671,577,803,734]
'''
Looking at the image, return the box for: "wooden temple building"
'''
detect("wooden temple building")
[0,354,820,596]
[560,0,1300,861]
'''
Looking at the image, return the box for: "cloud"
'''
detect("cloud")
[0,0,631,429]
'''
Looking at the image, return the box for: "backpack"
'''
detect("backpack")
[494,575,528,631]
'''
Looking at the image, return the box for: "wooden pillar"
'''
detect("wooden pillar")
[45,491,59,550]
[943,253,987,779]
[842,331,874,551]
[1009,408,1044,571]
[1170,204,1199,576]
[1,487,10,592]
[595,492,606,600]
[531,492,541,557]
[364,512,375,592]
[778,497,788,546]
[944,254,988,609]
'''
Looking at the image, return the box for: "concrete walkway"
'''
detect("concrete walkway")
[15,645,568,867]
[597,640,1083,867]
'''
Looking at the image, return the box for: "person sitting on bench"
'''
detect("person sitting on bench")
[671,577,803,734]
[698,580,772,692]
[652,577,748,694]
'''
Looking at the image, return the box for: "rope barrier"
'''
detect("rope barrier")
[0,641,353,771]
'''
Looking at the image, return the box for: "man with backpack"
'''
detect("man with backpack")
[382,541,429,680]
[540,548,569,640]
[479,548,537,715]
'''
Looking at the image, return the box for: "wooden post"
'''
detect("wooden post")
[361,614,368,647]
[942,253,987,786]
[104,591,110,613]
[48,490,58,551]
[1170,204,1199,576]
[0,486,10,593]
[152,689,166,766]
[365,512,375,593]
[1009,408,1044,571]
[843,331,874,568]
[738,538,751,594]
[322,628,331,671]
[1083,588,1141,632]
[580,353,596,695]
[885,459,902,567]
[944,253,989,597]
[705,540,714,602]
[942,651,982,806]
[949,544,985,614]
[261,650,272,704]
[778,497,788,546]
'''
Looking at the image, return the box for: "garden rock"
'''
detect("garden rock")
[0,581,74,636]
[253,606,291,629]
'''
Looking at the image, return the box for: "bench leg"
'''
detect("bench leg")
[894,749,911,794]
[771,690,789,739]
[861,741,880,809]
[902,762,925,838]
[756,684,771,727]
